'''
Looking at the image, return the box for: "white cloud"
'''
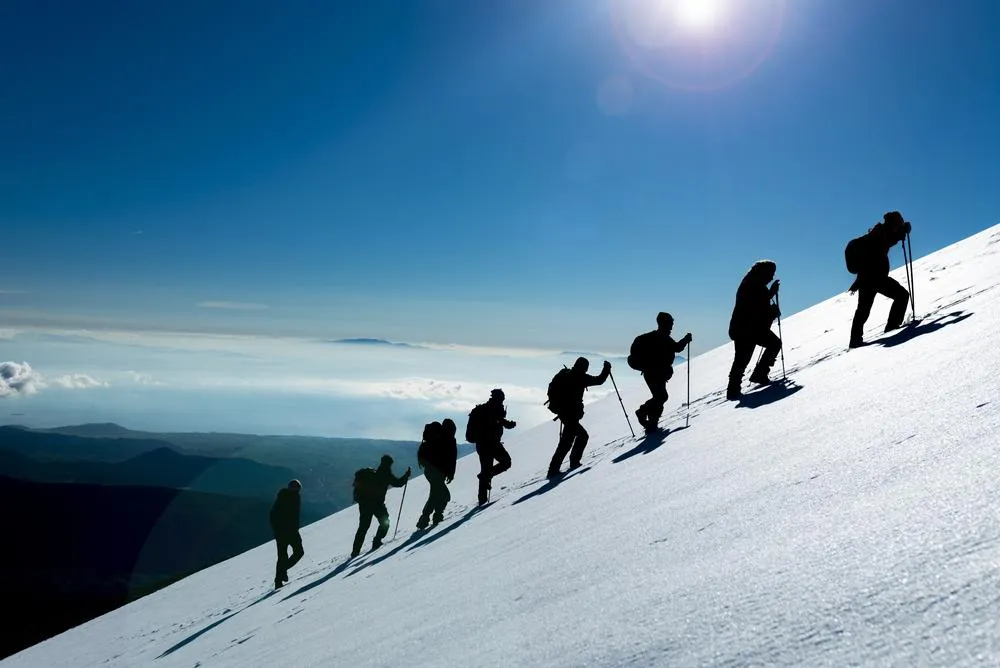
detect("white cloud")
[197,301,268,311]
[52,374,109,389]
[1,362,112,396]
[0,361,44,397]
[127,370,163,386]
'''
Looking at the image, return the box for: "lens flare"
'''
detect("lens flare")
[611,0,787,91]
[674,0,721,31]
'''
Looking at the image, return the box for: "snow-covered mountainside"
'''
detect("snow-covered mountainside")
[6,225,1000,667]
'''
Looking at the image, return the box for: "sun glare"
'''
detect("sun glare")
[674,0,721,31]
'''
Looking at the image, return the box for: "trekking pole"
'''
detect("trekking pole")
[906,231,916,320]
[901,236,912,306]
[608,370,635,438]
[775,293,786,380]
[685,341,691,428]
[901,236,915,323]
[392,479,408,540]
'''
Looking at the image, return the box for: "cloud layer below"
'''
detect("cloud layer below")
[0,328,639,438]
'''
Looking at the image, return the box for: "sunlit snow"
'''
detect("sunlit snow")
[5,225,1000,667]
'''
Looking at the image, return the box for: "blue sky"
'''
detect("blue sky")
[1,0,998,436]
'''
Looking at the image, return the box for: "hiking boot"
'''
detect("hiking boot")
[547,468,562,479]
[416,514,429,530]
[849,337,864,349]
[371,539,382,551]
[282,572,289,583]
[726,387,742,401]
[748,371,771,385]
[274,579,283,589]
[634,408,649,430]
[432,512,444,525]
[350,548,360,558]
[568,461,582,471]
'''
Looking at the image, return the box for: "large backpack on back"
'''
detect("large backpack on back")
[352,467,378,503]
[418,421,442,461]
[544,367,574,416]
[465,404,488,444]
[844,235,869,274]
[627,331,656,372]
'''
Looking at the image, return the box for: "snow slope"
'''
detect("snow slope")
[5,225,1000,667]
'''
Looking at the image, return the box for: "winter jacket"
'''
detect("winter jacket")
[478,401,515,444]
[558,364,611,421]
[269,488,300,536]
[853,220,909,282]
[355,462,410,505]
[632,329,690,377]
[729,270,779,341]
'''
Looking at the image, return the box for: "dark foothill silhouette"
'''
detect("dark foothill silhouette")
[270,479,304,589]
[727,260,782,401]
[351,455,411,557]
[546,357,611,478]
[628,312,692,433]
[847,211,912,348]
[466,389,516,505]
[416,419,458,529]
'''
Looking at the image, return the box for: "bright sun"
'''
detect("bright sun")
[673,0,721,31]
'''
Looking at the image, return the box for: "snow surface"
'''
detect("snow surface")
[6,225,1000,667]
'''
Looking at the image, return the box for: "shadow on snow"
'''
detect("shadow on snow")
[157,589,279,659]
[280,557,357,601]
[737,379,803,409]
[405,504,491,552]
[876,310,972,347]
[613,425,690,464]
[510,466,592,506]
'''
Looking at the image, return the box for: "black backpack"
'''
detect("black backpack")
[545,367,574,415]
[465,404,488,444]
[418,421,443,463]
[352,467,378,503]
[627,331,656,372]
[844,235,868,274]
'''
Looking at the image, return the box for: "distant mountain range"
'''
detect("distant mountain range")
[328,337,423,348]
[1,423,473,511]
[0,444,301,503]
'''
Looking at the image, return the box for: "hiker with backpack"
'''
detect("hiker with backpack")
[628,312,692,433]
[845,211,912,348]
[546,356,611,478]
[466,389,517,505]
[727,260,782,401]
[269,479,304,589]
[351,455,411,557]
[416,419,458,528]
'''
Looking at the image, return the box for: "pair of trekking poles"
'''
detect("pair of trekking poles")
[611,338,693,438]
[902,231,917,322]
[750,290,788,385]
